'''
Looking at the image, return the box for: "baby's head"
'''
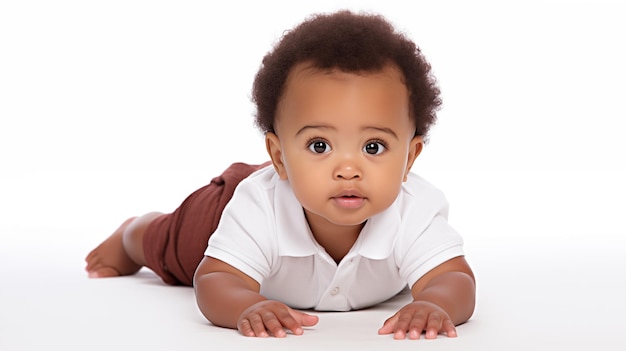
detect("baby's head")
[252,10,441,139]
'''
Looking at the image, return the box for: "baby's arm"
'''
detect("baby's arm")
[193,256,318,337]
[378,256,475,340]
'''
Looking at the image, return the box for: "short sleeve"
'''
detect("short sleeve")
[204,177,277,284]
[395,178,465,288]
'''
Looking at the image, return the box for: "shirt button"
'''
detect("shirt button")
[331,287,340,295]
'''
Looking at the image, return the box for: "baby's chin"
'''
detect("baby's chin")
[319,212,372,228]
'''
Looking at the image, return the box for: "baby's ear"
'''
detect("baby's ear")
[404,136,424,181]
[265,132,288,180]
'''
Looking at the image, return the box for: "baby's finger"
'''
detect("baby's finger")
[238,317,259,337]
[393,313,417,339]
[424,313,443,339]
[260,310,289,338]
[407,316,427,340]
[443,319,457,338]
[378,315,399,335]
[293,311,320,328]
[247,313,270,337]
[270,309,302,336]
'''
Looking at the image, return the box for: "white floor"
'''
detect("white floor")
[1,170,625,351]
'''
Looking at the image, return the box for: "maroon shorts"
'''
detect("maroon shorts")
[143,161,271,286]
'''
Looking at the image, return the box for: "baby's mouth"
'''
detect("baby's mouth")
[333,195,365,209]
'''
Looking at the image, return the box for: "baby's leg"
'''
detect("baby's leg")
[85,212,163,278]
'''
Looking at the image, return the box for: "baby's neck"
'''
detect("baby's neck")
[305,212,366,264]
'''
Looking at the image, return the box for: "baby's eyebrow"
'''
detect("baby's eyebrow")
[362,126,398,140]
[295,124,334,136]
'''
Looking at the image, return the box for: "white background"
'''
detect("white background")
[1,0,625,233]
[1,1,625,350]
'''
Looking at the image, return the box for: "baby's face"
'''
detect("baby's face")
[267,62,422,230]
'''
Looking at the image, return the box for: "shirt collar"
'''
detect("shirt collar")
[354,199,400,259]
[274,178,318,257]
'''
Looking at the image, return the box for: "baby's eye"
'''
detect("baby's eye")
[363,141,386,155]
[308,140,331,154]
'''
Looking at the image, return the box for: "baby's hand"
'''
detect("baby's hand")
[237,300,319,337]
[378,301,457,340]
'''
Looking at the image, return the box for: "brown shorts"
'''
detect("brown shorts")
[143,161,271,286]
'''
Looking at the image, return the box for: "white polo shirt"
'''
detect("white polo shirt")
[205,166,464,311]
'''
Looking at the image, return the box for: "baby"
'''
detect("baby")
[85,10,476,340]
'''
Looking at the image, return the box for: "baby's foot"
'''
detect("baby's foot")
[85,217,142,278]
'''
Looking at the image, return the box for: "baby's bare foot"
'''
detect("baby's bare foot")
[85,217,142,278]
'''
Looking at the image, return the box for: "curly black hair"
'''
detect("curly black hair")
[252,10,442,138]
